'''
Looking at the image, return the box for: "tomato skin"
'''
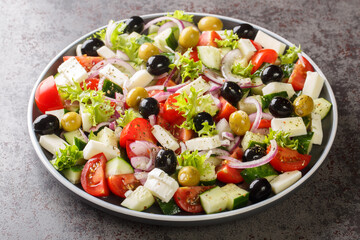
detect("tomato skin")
[288,56,314,91]
[81,153,109,197]
[155,77,176,87]
[217,164,244,184]
[250,40,263,51]
[250,119,272,129]
[250,49,278,74]
[230,146,243,160]
[174,186,214,213]
[163,93,186,123]
[268,146,311,172]
[80,78,100,91]
[119,118,157,148]
[125,140,137,159]
[214,97,237,122]
[35,76,64,113]
[189,47,199,62]
[197,31,222,47]
[63,56,103,72]
[107,173,141,198]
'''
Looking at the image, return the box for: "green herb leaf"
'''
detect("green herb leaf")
[264,128,299,150]
[232,62,254,78]
[135,35,154,45]
[281,63,295,79]
[177,150,214,177]
[214,30,239,49]
[157,10,194,26]
[280,45,301,64]
[51,145,83,171]
[170,49,203,81]
[116,109,142,128]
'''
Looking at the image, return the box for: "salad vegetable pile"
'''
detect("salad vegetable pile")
[33,11,332,214]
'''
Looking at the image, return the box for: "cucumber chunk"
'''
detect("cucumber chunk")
[241,131,266,150]
[63,130,87,145]
[102,79,123,98]
[154,28,178,52]
[106,157,134,177]
[221,184,249,210]
[62,165,84,184]
[200,186,228,214]
[240,164,278,184]
[197,46,222,70]
[121,186,155,211]
[156,198,181,215]
[313,98,332,119]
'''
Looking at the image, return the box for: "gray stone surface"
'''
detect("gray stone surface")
[1,0,359,239]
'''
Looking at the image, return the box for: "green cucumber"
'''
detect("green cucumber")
[121,186,155,211]
[200,186,228,214]
[106,157,134,177]
[197,46,222,70]
[74,137,87,151]
[221,183,249,210]
[250,77,265,96]
[261,91,288,109]
[63,130,87,145]
[247,140,267,149]
[292,131,314,154]
[62,165,84,184]
[154,28,178,52]
[102,79,122,98]
[313,98,332,119]
[199,164,217,186]
[240,163,278,183]
[156,198,181,215]
[241,131,266,150]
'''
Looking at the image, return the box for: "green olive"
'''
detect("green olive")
[197,16,223,31]
[293,95,314,117]
[229,110,251,136]
[178,26,200,49]
[61,112,82,132]
[138,43,160,61]
[178,166,200,186]
[126,87,149,109]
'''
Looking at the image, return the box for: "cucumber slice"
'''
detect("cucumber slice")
[240,163,278,183]
[74,137,87,151]
[102,79,123,98]
[197,46,222,70]
[148,25,160,34]
[241,131,266,150]
[106,157,134,177]
[200,164,217,186]
[63,130,87,145]
[62,165,84,184]
[250,77,265,96]
[121,186,155,211]
[313,98,332,119]
[221,183,249,210]
[200,186,228,214]
[154,28,178,52]
[156,198,181,215]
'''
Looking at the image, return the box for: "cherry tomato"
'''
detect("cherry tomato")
[189,47,199,62]
[250,49,278,74]
[250,40,263,51]
[63,56,103,72]
[268,146,311,172]
[80,78,100,91]
[119,118,157,148]
[217,164,244,184]
[107,173,141,198]
[197,31,222,47]
[125,140,137,159]
[250,119,272,129]
[80,153,109,197]
[214,96,237,122]
[173,186,214,213]
[35,76,64,113]
[288,55,314,91]
[163,93,186,123]
[230,146,243,160]
[155,77,176,87]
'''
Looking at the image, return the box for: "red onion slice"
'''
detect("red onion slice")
[223,139,278,169]
[142,17,185,33]
[151,91,172,102]
[105,20,117,48]
[249,112,274,122]
[222,132,235,141]
[78,128,88,143]
[134,172,148,185]
[145,81,189,92]
[89,121,110,132]
[200,148,230,156]
[228,136,241,153]
[158,21,177,34]
[298,53,305,67]
[116,50,130,61]
[131,156,153,171]
[180,142,187,153]
[244,97,262,131]
[108,121,117,131]
[76,44,83,57]
[148,115,156,126]
[129,140,159,157]
[203,68,226,85]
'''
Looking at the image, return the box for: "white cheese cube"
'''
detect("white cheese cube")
[58,57,88,83]
[79,103,93,132]
[99,63,129,87]
[175,77,211,96]
[127,69,154,90]
[45,109,65,128]
[54,73,71,86]
[96,127,118,148]
[185,135,222,151]
[144,168,179,203]
[39,134,68,155]
[238,38,256,61]
[262,82,295,99]
[96,46,116,59]
[254,31,286,55]
[311,113,323,145]
[83,140,120,160]
[270,170,302,194]
[302,71,325,100]
[271,117,307,137]
[121,186,155,211]
[151,125,179,151]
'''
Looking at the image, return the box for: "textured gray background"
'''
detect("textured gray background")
[1,0,359,239]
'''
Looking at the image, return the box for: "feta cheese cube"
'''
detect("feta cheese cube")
[127,69,154,90]
[311,113,323,145]
[58,57,88,83]
[254,31,286,55]
[238,38,256,61]
[151,125,180,151]
[302,71,325,100]
[99,63,129,87]
[39,134,68,155]
[175,76,211,96]
[185,135,222,151]
[96,46,116,59]
[83,140,120,160]
[270,170,302,194]
[271,117,307,137]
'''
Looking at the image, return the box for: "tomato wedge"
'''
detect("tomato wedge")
[107,173,141,198]
[217,164,244,184]
[189,47,199,62]
[155,77,177,87]
[250,119,272,129]
[250,49,278,74]
[214,97,237,122]
[197,31,222,47]
[250,40,263,51]
[81,153,109,197]
[63,56,103,72]
[268,146,311,172]
[173,186,214,213]
[80,78,100,91]
[35,76,64,113]
[288,55,314,91]
[230,146,243,160]
[119,118,157,148]
[162,93,186,123]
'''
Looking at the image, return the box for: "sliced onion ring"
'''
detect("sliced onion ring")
[249,112,273,122]
[88,58,136,77]
[203,68,226,85]
[142,17,185,33]
[244,97,262,131]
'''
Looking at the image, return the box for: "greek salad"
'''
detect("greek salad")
[33,11,332,214]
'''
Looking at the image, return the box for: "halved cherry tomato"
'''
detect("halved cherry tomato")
[189,47,199,62]
[217,164,244,184]
[214,97,237,122]
[250,40,263,51]
[156,105,172,131]
[107,173,141,198]
[81,153,109,197]
[80,78,100,91]
[63,56,103,72]
[250,49,278,74]
[162,93,186,123]
[155,77,177,87]
[173,186,214,213]
[35,76,64,113]
[288,56,314,91]
[230,146,243,160]
[250,119,272,129]
[171,126,194,142]
[126,140,137,159]
[119,118,157,148]
[197,31,222,47]
[268,146,311,172]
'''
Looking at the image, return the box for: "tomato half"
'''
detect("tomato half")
[63,56,103,72]
[250,49,278,74]
[197,31,222,47]
[230,146,243,160]
[155,77,176,87]
[81,153,109,197]
[162,93,186,123]
[214,97,237,122]
[268,146,311,172]
[35,76,64,113]
[250,119,272,129]
[119,118,157,148]
[80,78,100,91]
[288,56,314,91]
[217,164,244,184]
[107,173,141,198]
[250,40,263,51]
[189,47,199,62]
[125,140,137,159]
[173,186,214,213]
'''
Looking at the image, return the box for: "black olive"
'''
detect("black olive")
[193,112,214,132]
[139,97,160,118]
[155,149,177,175]
[249,178,272,203]
[269,96,293,118]
[81,38,104,56]
[124,16,145,33]
[146,55,170,76]
[33,114,59,135]
[233,24,257,39]
[220,81,243,107]
[261,65,284,84]
[243,145,266,162]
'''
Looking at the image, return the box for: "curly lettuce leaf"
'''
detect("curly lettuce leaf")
[177,150,214,177]
[111,33,143,65]
[157,10,194,26]
[232,62,254,78]
[280,45,301,64]
[116,108,142,128]
[196,121,217,137]
[170,49,202,82]
[215,30,239,49]
[264,128,299,150]
[51,145,83,171]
